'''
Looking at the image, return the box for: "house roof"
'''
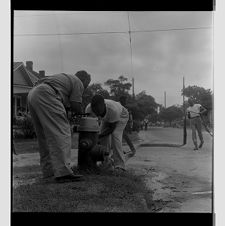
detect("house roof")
[23,61,42,80]
[27,70,39,84]
[13,62,35,88]
[13,62,23,71]
[13,62,41,86]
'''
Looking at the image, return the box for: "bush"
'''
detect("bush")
[13,114,36,139]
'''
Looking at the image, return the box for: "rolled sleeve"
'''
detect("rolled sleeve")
[85,104,96,117]
[69,80,84,103]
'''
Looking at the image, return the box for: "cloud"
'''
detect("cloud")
[13,11,213,106]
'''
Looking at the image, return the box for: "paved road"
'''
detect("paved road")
[126,127,213,212]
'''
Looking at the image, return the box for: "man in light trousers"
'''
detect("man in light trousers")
[85,95,132,171]
[187,98,207,151]
[27,71,91,183]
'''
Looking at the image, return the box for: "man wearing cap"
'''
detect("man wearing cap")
[27,70,91,183]
[187,98,207,150]
[85,95,131,172]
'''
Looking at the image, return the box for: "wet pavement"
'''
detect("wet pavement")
[126,127,213,212]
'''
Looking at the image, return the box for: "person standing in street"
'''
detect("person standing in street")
[27,70,91,183]
[143,118,148,131]
[85,95,132,172]
[187,98,207,150]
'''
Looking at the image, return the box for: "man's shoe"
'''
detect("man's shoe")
[55,174,84,183]
[194,147,198,151]
[199,142,204,148]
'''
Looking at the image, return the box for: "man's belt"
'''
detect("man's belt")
[43,82,59,94]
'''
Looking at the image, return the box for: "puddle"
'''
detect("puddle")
[177,198,212,212]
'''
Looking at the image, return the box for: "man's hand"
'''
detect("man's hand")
[187,112,191,119]
[98,122,117,139]
[70,101,83,115]
[199,106,207,115]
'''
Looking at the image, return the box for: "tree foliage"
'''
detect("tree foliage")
[159,105,183,125]
[104,75,132,100]
[82,76,159,123]
[83,83,110,108]
[127,91,158,120]
[182,85,213,110]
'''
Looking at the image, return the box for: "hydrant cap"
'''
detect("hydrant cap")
[77,117,100,132]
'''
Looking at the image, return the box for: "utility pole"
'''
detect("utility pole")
[183,76,187,145]
[128,12,135,101]
[164,91,166,108]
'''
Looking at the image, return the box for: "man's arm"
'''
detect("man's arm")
[186,107,191,119]
[70,101,83,115]
[98,122,117,138]
[199,105,207,115]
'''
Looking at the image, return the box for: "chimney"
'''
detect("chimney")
[39,70,45,78]
[26,61,33,71]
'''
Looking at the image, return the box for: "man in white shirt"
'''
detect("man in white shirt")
[186,98,207,150]
[85,95,130,171]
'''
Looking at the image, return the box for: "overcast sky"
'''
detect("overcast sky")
[13,11,213,107]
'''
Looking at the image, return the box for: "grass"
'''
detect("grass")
[13,133,79,154]
[13,166,153,212]
[12,131,152,212]
[13,132,140,154]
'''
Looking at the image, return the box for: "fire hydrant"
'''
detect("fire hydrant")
[77,116,109,171]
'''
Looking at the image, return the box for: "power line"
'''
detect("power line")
[14,31,128,37]
[131,26,212,33]
[14,11,123,18]
[127,11,135,99]
[14,26,212,37]
[14,13,79,18]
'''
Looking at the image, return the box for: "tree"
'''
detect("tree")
[159,105,183,126]
[182,85,213,110]
[136,91,158,118]
[104,75,132,100]
[147,111,160,123]
[126,91,158,121]
[83,83,110,108]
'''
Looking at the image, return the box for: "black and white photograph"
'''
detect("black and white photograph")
[12,10,214,216]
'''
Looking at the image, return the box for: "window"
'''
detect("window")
[13,95,22,116]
